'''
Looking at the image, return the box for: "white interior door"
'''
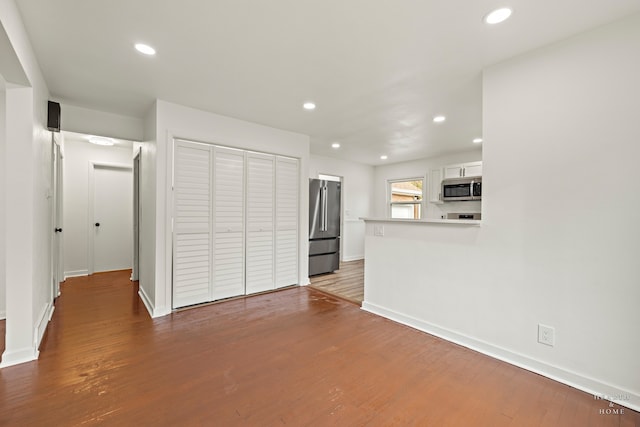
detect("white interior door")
[172,141,212,308]
[51,137,64,297]
[212,147,245,300]
[245,152,275,294]
[92,165,133,273]
[275,157,299,288]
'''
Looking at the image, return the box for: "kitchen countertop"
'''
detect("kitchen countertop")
[360,217,481,226]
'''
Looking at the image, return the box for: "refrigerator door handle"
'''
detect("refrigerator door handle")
[318,184,324,232]
[321,185,328,231]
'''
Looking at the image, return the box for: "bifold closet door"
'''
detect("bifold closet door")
[173,141,212,308]
[245,152,275,294]
[275,157,299,288]
[212,147,246,300]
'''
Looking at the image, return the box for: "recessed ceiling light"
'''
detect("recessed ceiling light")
[134,43,156,56]
[331,142,340,149]
[484,8,512,25]
[473,138,483,144]
[88,136,115,146]
[303,102,316,110]
[380,155,388,160]
[433,115,446,123]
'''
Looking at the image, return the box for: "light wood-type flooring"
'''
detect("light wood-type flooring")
[309,259,364,305]
[1,270,638,426]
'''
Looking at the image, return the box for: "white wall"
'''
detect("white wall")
[373,149,482,219]
[363,14,640,411]
[62,138,133,277]
[59,103,143,142]
[0,82,5,319]
[138,100,310,317]
[309,155,374,261]
[0,0,54,367]
[135,103,157,312]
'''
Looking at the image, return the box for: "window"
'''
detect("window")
[389,178,424,219]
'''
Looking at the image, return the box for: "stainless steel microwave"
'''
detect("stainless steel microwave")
[442,177,482,201]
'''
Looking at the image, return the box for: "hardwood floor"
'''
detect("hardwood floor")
[0,270,637,426]
[309,259,364,305]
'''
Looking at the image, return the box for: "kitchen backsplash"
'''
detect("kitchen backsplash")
[428,200,482,219]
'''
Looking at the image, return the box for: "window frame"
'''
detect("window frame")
[387,176,426,220]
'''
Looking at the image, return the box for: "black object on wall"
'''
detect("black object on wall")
[47,101,61,132]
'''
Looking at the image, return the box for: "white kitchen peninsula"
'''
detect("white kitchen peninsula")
[360,217,486,352]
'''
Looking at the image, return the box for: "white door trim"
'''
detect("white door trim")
[131,148,141,281]
[87,161,133,275]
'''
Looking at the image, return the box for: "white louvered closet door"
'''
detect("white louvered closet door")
[212,147,246,300]
[173,140,212,308]
[245,153,275,294]
[275,157,299,288]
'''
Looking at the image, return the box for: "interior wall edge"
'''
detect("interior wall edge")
[138,286,170,318]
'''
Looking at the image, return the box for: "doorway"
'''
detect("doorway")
[88,163,133,274]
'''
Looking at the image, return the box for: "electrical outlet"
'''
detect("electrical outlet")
[538,324,555,347]
[374,225,384,236]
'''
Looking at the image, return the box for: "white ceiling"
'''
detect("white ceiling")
[14,0,640,165]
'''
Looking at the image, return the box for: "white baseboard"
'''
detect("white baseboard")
[64,270,88,279]
[35,302,54,350]
[0,346,38,368]
[138,286,155,317]
[0,310,6,320]
[138,287,171,318]
[0,304,52,368]
[342,255,364,262]
[362,301,639,412]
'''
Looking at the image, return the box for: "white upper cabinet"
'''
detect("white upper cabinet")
[443,161,482,179]
[429,168,443,203]
[463,162,483,177]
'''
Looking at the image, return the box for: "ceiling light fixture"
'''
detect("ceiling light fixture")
[433,115,446,123]
[380,155,388,160]
[473,138,483,144]
[303,102,316,110]
[88,136,115,146]
[484,8,512,25]
[134,43,156,56]
[331,142,340,149]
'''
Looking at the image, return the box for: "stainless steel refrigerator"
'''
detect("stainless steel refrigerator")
[309,179,341,276]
